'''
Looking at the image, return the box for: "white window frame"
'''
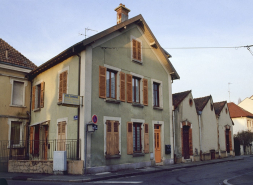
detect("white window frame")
[131,118,145,153]
[10,78,27,107]
[131,35,143,63]
[104,64,121,100]
[151,79,163,108]
[103,116,121,156]
[57,66,69,101]
[56,117,68,140]
[8,118,25,147]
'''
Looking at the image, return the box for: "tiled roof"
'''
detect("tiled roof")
[213,101,227,115]
[172,90,191,109]
[194,95,211,112]
[227,102,253,118]
[0,38,37,70]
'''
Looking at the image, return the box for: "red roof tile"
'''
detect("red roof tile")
[194,95,211,112]
[227,102,253,118]
[213,101,227,115]
[0,38,37,70]
[172,90,191,109]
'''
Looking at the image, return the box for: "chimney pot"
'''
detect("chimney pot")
[115,4,130,24]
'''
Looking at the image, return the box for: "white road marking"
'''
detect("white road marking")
[95,172,111,175]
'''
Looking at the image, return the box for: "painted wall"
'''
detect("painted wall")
[232,117,249,134]
[31,56,79,141]
[87,24,172,168]
[200,99,218,153]
[239,98,253,114]
[174,92,200,162]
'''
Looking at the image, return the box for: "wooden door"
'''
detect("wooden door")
[226,129,230,152]
[44,126,48,160]
[58,122,66,151]
[154,125,161,163]
[183,126,190,159]
[34,125,40,155]
[106,121,119,156]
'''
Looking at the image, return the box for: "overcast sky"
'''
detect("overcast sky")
[1,0,253,104]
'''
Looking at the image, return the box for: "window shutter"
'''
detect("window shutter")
[29,126,34,154]
[63,71,67,95]
[59,73,63,102]
[229,130,232,151]
[99,66,107,98]
[144,123,149,153]
[114,121,120,155]
[32,86,35,110]
[127,122,133,154]
[137,41,141,61]
[126,74,132,103]
[189,128,193,155]
[106,121,113,155]
[57,122,62,151]
[120,72,125,102]
[143,78,148,106]
[40,82,45,108]
[132,39,137,60]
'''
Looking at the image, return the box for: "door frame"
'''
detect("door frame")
[152,120,164,163]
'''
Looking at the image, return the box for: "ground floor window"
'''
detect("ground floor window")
[11,121,21,144]
[133,123,142,152]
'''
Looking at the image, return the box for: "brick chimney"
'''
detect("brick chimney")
[115,4,130,24]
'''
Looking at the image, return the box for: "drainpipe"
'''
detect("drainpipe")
[198,111,202,160]
[172,109,176,163]
[76,53,81,160]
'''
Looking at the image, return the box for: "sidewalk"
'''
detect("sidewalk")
[0,156,244,183]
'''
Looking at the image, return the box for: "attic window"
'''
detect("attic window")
[226,108,228,114]
[189,99,193,107]
[211,103,213,111]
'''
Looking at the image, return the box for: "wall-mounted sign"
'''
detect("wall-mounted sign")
[74,115,78,120]
[62,94,80,107]
[92,115,98,124]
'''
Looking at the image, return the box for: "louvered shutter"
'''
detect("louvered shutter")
[40,82,45,108]
[143,78,148,106]
[59,73,63,102]
[144,123,149,153]
[127,122,133,154]
[132,39,137,60]
[137,41,141,61]
[126,74,132,103]
[106,121,113,155]
[189,128,193,155]
[114,121,120,155]
[32,86,35,110]
[29,126,34,154]
[120,72,125,102]
[99,66,107,98]
[63,71,67,95]
[229,130,232,151]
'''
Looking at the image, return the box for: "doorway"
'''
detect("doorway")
[183,126,190,159]
[226,129,230,153]
[154,124,161,163]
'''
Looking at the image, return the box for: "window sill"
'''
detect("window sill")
[132,103,144,108]
[57,102,62,105]
[153,106,163,110]
[105,98,121,104]
[133,153,145,157]
[9,105,26,108]
[7,145,25,149]
[33,108,41,112]
[132,59,143,65]
[105,154,121,159]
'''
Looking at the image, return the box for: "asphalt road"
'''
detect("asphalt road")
[6,156,253,185]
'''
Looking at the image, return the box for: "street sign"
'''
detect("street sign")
[74,115,78,120]
[92,115,98,124]
[62,94,80,107]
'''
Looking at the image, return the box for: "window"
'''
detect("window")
[106,120,120,156]
[133,123,142,152]
[131,36,142,63]
[10,79,27,107]
[32,82,45,110]
[59,70,68,102]
[247,120,251,128]
[57,121,66,151]
[153,82,159,107]
[106,70,117,99]
[11,121,21,144]
[132,77,140,103]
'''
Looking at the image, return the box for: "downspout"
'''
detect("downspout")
[172,109,176,164]
[198,111,202,160]
[76,53,81,160]
[27,78,33,159]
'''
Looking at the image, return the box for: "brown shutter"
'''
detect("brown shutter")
[120,72,125,102]
[189,128,193,155]
[126,74,132,103]
[59,73,63,102]
[229,130,232,151]
[40,82,45,108]
[63,71,67,95]
[137,41,141,61]
[29,126,34,154]
[144,123,149,153]
[143,78,148,106]
[114,121,120,155]
[32,86,35,110]
[99,66,107,98]
[106,121,113,155]
[132,39,137,60]
[127,122,133,154]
